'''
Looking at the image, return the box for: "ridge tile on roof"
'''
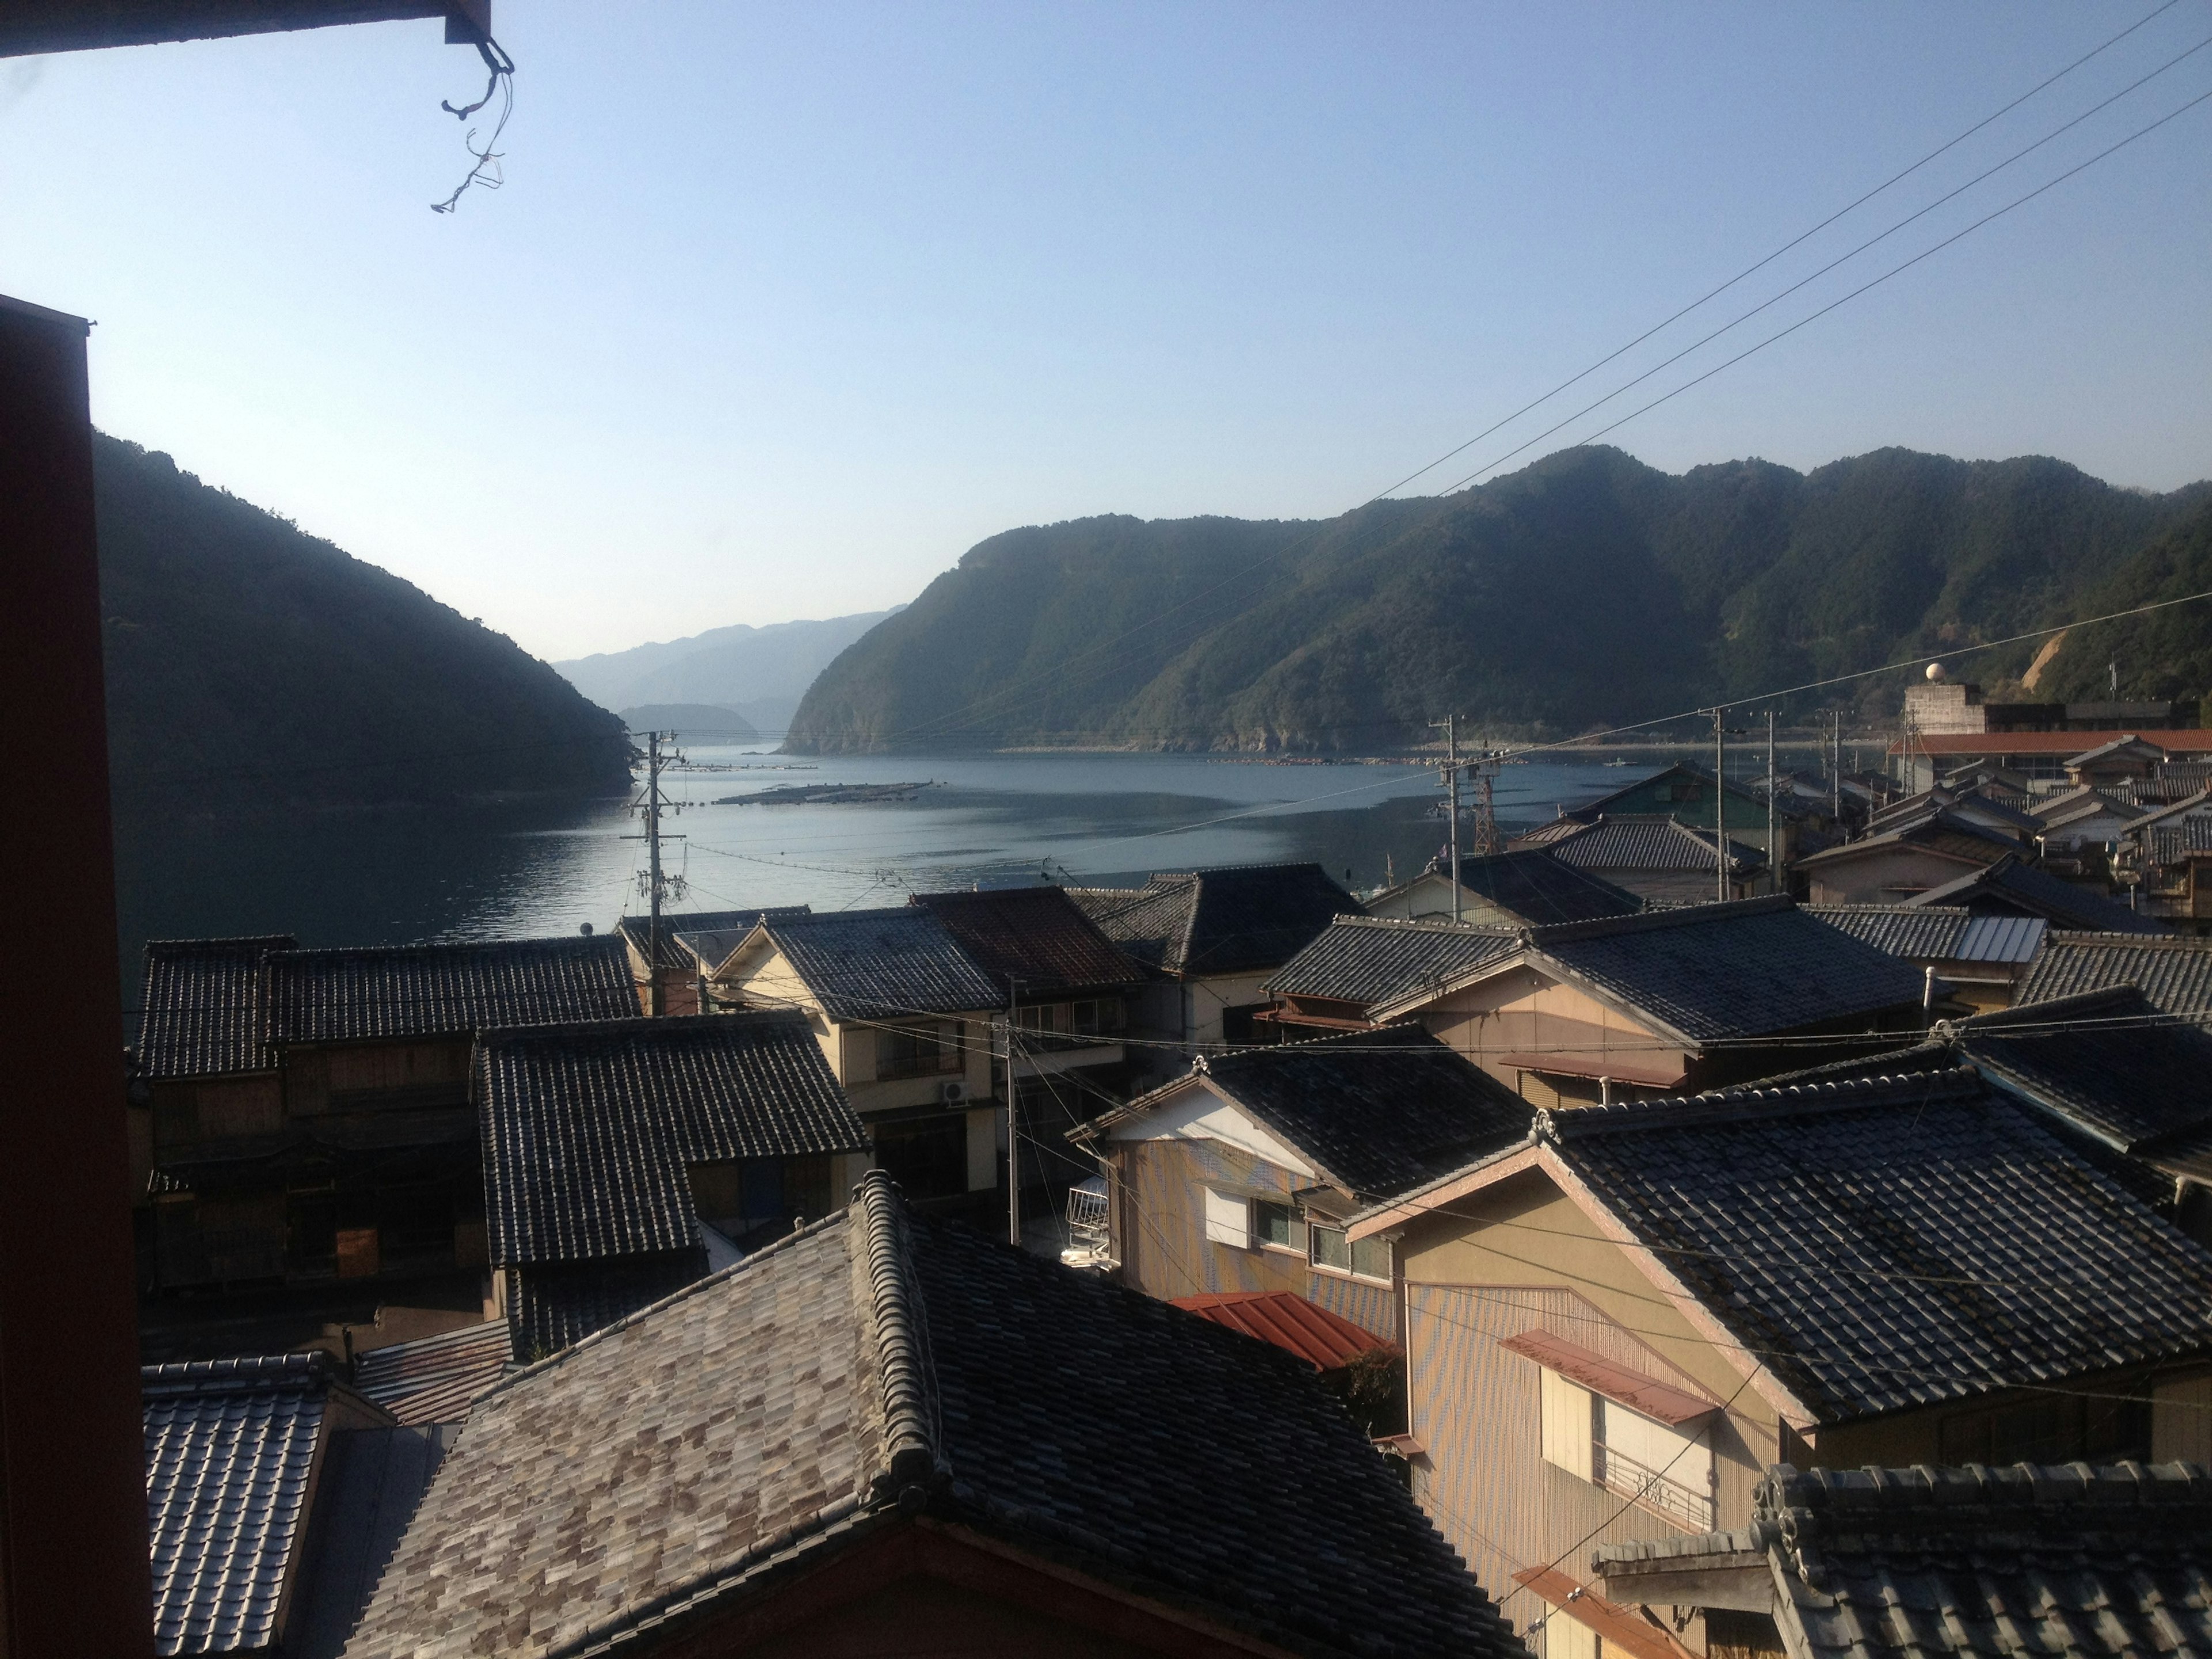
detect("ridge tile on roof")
[342,1174,1522,1659]
[265,935,638,1046]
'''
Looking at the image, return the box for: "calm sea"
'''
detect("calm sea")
[109,745,1827,994]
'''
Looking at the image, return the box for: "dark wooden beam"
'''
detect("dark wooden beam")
[0,0,488,58]
[0,292,157,1659]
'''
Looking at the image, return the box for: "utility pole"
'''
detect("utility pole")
[1831,710,1842,827]
[623,730,685,1016]
[1714,709,1728,904]
[1766,709,1777,896]
[1005,976,1022,1248]
[1433,716,1463,922]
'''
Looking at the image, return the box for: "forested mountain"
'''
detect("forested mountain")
[96,435,632,820]
[785,446,2212,753]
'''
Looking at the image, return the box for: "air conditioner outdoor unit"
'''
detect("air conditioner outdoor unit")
[940,1080,969,1105]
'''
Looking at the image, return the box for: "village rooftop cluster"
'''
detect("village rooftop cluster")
[122,707,2212,1658]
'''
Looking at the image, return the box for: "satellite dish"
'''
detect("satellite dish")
[1925,662,1948,683]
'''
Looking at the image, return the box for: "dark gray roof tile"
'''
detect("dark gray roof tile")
[1547,1071,2212,1423]
[1907,854,2165,933]
[2020,930,2212,1012]
[620,907,810,971]
[1542,815,1766,874]
[910,885,1142,994]
[344,1177,1521,1659]
[1958,987,2212,1152]
[1265,915,1520,1007]
[1067,862,1354,976]
[137,937,296,1078]
[755,907,1002,1020]
[478,1011,867,1268]
[266,936,637,1045]
[1440,850,1643,925]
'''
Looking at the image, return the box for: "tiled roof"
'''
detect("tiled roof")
[1906,854,2165,933]
[1544,1071,2212,1422]
[1265,915,1520,1007]
[1805,905,2046,965]
[142,1352,351,1656]
[619,906,809,971]
[1756,1462,2212,1659]
[2019,930,2212,1012]
[508,1253,707,1363]
[1519,897,1929,1044]
[137,937,295,1078]
[1442,849,1644,924]
[353,1321,512,1426]
[1186,1028,1533,1200]
[1794,809,2020,872]
[1067,862,1355,976]
[750,907,1002,1020]
[1172,1290,1398,1369]
[343,1176,1520,1659]
[283,1423,460,1659]
[478,1011,866,1267]
[1956,987,2212,1153]
[910,885,1142,994]
[265,935,638,1045]
[1541,815,1767,874]
[2146,814,2212,862]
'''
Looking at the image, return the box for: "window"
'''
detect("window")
[1203,1188,1251,1248]
[878,1021,961,1079]
[1072,998,1126,1037]
[1308,1222,1392,1282]
[1537,1366,1714,1529]
[1252,1199,1301,1252]
[871,1116,968,1200]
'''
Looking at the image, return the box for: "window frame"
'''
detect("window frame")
[1306,1219,1393,1284]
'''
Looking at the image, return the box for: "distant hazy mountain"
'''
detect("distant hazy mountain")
[556,608,903,732]
[785,446,2212,753]
[619,703,760,741]
[94,435,631,817]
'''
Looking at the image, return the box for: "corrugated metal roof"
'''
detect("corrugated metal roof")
[1498,1330,1715,1425]
[1172,1291,1395,1370]
[353,1321,512,1426]
[1955,912,2048,964]
[142,1353,338,1656]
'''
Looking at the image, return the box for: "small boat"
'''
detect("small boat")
[1603,756,1633,767]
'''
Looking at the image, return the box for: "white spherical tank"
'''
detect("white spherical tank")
[1925,662,1948,683]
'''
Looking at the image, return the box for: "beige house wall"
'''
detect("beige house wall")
[1407,966,1689,1107]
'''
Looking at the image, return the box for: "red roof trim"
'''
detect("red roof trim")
[1171,1290,1396,1370]
[1499,1330,1717,1425]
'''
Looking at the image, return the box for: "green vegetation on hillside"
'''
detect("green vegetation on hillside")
[785,446,2212,753]
[96,435,632,819]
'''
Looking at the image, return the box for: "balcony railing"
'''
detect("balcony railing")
[1594,1443,1715,1532]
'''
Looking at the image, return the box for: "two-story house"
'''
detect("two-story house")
[1346,1067,2212,1657]
[138,933,638,1306]
[616,905,810,1014]
[476,1010,870,1359]
[1265,897,1929,1106]
[1071,1028,1531,1338]
[700,907,1005,1206]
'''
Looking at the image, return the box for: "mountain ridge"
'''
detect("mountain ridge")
[784,445,2212,753]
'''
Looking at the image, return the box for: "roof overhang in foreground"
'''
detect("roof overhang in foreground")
[0,1,490,56]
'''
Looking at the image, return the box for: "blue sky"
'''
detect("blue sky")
[3,2,2208,660]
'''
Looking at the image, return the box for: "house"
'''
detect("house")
[1596,1463,2212,1659]
[1277,898,1929,1107]
[143,1352,455,1658]
[1073,1028,1532,1338]
[1865,783,2039,843]
[1551,762,1796,861]
[1904,850,2164,933]
[1805,905,2044,1011]
[1345,1069,2212,1656]
[2115,789,2212,925]
[1066,862,1355,1067]
[2018,928,2212,1011]
[1262,914,1521,1035]
[688,907,1002,1211]
[339,1172,1525,1659]
[907,883,1147,1228]
[475,1010,871,1359]
[2031,783,2148,859]
[1891,729,2212,793]
[1509,816,1768,906]
[2065,734,2171,790]
[138,934,637,1301]
[1365,847,1643,927]
[1791,806,2020,905]
[616,905,810,1014]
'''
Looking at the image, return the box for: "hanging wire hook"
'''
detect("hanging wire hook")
[432,36,516,214]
